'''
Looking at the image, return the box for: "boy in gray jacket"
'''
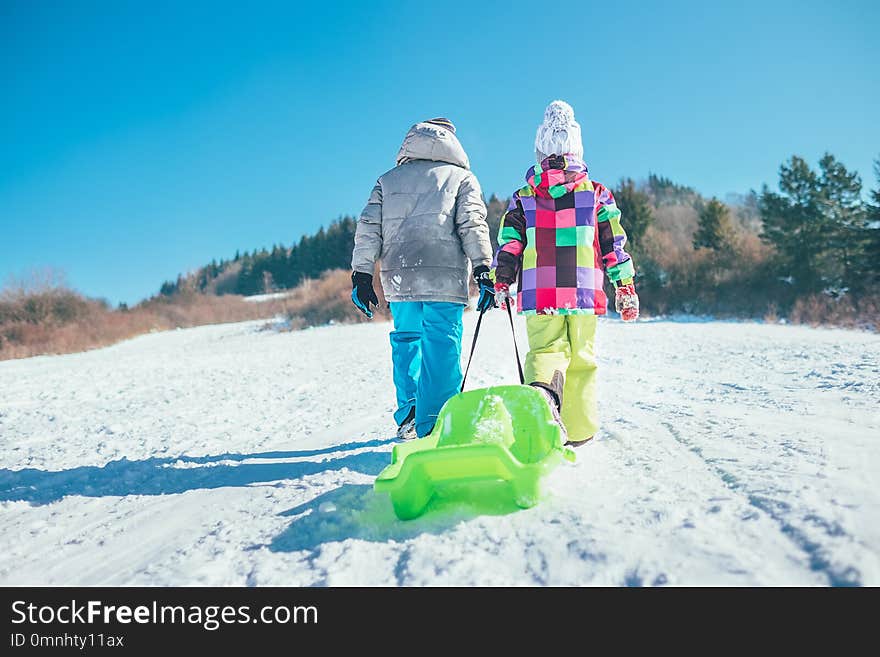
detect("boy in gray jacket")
[351,118,495,439]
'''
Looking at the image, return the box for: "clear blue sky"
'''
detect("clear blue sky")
[2,0,877,305]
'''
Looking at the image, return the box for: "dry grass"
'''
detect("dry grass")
[0,289,286,361]
[0,269,388,361]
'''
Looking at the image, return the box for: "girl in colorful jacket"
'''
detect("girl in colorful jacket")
[494,100,639,446]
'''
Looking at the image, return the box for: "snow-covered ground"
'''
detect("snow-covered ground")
[1,314,878,586]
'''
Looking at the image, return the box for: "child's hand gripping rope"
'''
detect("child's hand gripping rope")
[494,282,512,307]
[473,266,497,313]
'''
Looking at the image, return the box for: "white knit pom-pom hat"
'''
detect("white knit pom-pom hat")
[535,100,583,162]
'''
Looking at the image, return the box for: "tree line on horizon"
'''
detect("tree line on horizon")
[158,153,880,326]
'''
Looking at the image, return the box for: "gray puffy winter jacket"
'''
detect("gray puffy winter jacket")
[351,122,492,305]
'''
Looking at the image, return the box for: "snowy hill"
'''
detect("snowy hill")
[0,314,878,586]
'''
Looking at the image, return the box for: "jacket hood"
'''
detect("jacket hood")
[526,154,589,198]
[396,122,470,169]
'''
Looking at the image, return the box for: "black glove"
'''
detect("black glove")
[351,271,379,318]
[473,265,496,313]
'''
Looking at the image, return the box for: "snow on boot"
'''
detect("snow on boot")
[396,407,417,440]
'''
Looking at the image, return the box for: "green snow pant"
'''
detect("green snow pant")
[524,314,599,442]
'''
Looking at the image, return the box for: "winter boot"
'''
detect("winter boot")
[530,372,568,445]
[396,406,417,440]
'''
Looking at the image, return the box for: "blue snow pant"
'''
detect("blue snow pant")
[389,301,464,437]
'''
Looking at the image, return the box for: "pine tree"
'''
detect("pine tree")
[760,153,866,294]
[693,198,734,252]
[645,173,699,206]
[759,156,827,292]
[614,178,654,252]
[817,154,864,290]
[485,194,508,251]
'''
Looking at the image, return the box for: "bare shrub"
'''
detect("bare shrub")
[1,267,69,299]
[653,204,699,248]
[208,262,243,295]
[277,269,390,330]
[736,231,772,265]
[789,294,880,331]
[0,268,398,361]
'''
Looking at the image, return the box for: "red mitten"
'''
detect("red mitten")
[615,284,639,322]
[494,282,512,306]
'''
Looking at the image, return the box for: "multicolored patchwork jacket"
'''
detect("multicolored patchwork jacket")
[494,155,635,315]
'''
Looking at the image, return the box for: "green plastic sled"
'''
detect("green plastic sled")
[375,384,576,520]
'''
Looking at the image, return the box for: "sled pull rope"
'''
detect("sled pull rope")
[460,307,486,392]
[460,298,525,392]
[505,297,525,385]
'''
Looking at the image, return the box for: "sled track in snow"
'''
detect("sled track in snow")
[660,420,861,586]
